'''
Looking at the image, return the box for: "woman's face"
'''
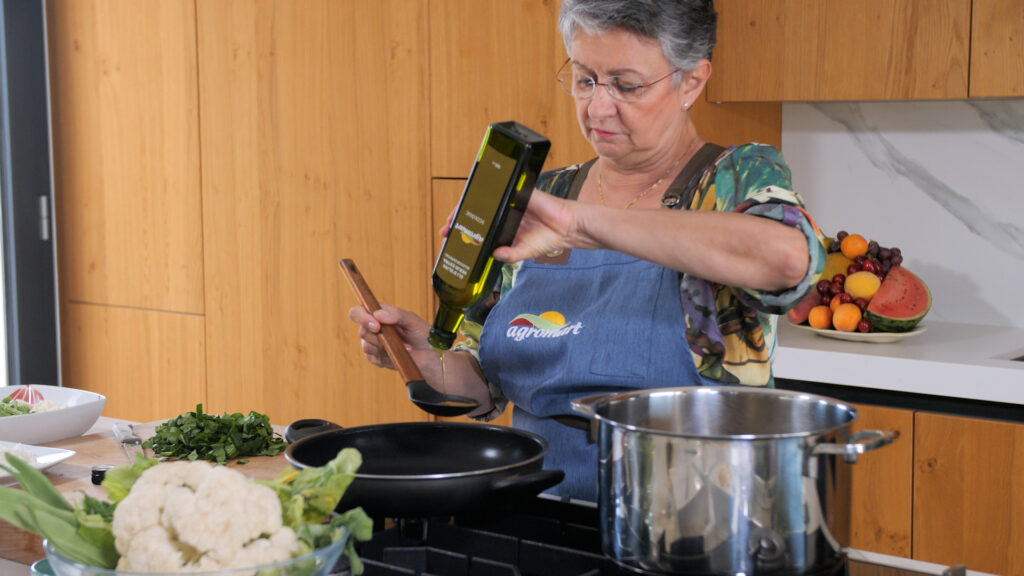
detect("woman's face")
[568,28,689,165]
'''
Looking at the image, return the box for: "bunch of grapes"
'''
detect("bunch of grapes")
[828,230,904,275]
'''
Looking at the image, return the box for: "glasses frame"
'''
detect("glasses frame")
[555,58,682,102]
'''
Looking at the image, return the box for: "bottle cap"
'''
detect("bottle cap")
[91,465,114,485]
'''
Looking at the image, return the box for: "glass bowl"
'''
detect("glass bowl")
[42,535,348,576]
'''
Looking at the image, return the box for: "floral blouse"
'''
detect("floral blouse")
[456,143,826,390]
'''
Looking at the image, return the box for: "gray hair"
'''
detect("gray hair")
[558,0,717,72]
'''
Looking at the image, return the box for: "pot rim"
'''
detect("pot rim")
[285,421,550,481]
[581,386,857,440]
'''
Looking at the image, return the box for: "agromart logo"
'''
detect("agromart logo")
[453,222,484,246]
[506,310,583,342]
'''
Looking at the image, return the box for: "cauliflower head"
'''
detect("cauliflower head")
[112,460,298,572]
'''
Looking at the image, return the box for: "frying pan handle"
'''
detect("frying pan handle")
[285,418,343,443]
[489,469,565,498]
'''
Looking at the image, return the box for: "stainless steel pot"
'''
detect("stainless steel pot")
[572,386,896,576]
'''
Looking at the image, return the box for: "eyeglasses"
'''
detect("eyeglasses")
[556,58,681,103]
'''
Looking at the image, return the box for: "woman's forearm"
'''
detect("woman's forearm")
[576,204,810,291]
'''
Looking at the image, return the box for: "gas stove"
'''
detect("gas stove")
[338,495,972,576]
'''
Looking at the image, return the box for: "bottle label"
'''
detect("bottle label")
[437,144,517,289]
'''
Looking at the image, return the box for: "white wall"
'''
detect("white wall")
[781,101,1024,329]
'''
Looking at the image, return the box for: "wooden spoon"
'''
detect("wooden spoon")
[339,259,479,417]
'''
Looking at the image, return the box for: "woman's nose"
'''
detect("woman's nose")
[587,85,618,116]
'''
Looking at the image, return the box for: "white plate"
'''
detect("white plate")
[0,441,76,480]
[0,385,106,444]
[789,323,927,343]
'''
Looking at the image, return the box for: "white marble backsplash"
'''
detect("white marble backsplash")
[782,100,1024,329]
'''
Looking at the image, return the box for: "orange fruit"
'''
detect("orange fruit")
[830,297,842,312]
[832,302,863,332]
[807,305,833,330]
[840,233,869,259]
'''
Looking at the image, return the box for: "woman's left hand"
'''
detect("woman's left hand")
[492,191,582,263]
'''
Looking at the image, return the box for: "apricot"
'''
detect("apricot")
[833,303,863,332]
[840,234,869,259]
[808,305,833,330]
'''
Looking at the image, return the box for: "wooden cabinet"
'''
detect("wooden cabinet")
[841,404,914,557]
[194,1,433,426]
[913,412,1024,574]
[708,0,972,102]
[62,303,205,422]
[970,0,1024,97]
[47,0,207,419]
[832,403,1024,572]
[48,0,205,314]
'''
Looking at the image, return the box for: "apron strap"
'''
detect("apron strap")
[661,142,727,209]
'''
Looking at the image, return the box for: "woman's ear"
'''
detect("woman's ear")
[680,59,711,110]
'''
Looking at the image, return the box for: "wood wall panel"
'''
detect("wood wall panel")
[839,404,914,557]
[62,303,205,422]
[47,0,204,314]
[914,412,1024,574]
[196,1,433,426]
[708,0,970,102]
[970,0,1024,97]
[428,0,594,177]
[692,100,782,150]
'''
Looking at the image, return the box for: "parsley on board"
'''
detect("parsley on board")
[142,404,287,464]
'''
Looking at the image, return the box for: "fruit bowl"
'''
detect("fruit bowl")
[790,322,927,344]
[41,536,348,576]
[0,385,106,444]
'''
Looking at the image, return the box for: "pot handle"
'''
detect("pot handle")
[812,429,899,463]
[570,393,613,443]
[284,418,343,443]
[569,393,612,417]
[489,469,566,498]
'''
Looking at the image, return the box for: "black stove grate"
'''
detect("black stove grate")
[348,496,848,576]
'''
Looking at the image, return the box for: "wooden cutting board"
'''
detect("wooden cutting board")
[0,420,290,565]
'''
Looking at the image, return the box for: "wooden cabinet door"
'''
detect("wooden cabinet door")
[47,0,204,313]
[708,0,971,102]
[46,0,207,416]
[914,412,1024,574]
[970,0,1024,97]
[838,404,914,557]
[196,1,433,426]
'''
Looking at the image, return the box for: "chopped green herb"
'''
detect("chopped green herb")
[142,404,287,464]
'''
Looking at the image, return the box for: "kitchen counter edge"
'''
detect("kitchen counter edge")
[774,320,1024,407]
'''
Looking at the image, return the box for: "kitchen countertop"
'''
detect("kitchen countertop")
[1,416,289,571]
[774,320,1024,406]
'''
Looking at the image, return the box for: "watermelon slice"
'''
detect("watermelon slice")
[865,266,931,332]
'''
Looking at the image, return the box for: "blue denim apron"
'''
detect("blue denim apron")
[478,248,714,502]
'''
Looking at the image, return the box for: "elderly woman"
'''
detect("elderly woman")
[350,0,826,501]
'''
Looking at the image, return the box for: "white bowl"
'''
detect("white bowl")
[0,385,106,444]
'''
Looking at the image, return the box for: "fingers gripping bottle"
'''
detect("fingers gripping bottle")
[428,121,550,351]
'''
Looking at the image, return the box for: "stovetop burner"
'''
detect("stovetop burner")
[341,496,849,576]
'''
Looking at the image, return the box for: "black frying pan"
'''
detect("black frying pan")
[284,419,565,518]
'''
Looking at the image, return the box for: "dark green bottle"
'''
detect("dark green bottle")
[428,121,550,350]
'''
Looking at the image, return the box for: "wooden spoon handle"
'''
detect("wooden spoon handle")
[339,259,426,383]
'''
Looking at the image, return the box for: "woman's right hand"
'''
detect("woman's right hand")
[348,303,432,370]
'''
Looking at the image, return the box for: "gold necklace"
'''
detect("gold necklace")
[598,153,685,209]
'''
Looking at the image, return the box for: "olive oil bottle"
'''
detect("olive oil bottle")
[428,121,550,350]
